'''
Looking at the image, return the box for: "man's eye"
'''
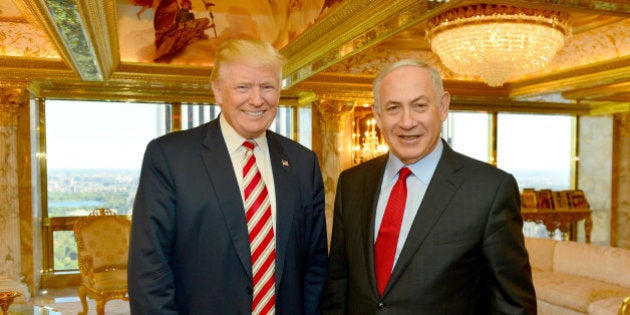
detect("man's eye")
[413,103,428,111]
[385,105,401,112]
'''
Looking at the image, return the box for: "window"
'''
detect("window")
[443,112,575,240]
[180,103,297,140]
[180,103,221,130]
[297,106,312,149]
[44,100,170,271]
[443,111,490,163]
[497,113,573,190]
[497,113,575,239]
[42,100,303,275]
[269,105,295,140]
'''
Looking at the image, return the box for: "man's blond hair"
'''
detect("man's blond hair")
[210,39,287,83]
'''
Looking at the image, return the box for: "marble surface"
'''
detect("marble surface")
[1,92,32,299]
[0,127,20,279]
[317,100,354,244]
[579,116,613,245]
[8,304,61,315]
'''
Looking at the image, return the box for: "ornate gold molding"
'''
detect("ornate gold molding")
[615,112,630,137]
[3,0,628,113]
[0,89,26,126]
[317,99,355,133]
[13,0,119,81]
[281,0,428,87]
[590,102,630,115]
[509,57,630,97]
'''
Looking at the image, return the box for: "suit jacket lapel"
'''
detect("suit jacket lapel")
[200,120,253,277]
[386,142,464,293]
[360,156,388,296]
[266,132,295,288]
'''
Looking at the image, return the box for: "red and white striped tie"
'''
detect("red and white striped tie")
[242,140,276,315]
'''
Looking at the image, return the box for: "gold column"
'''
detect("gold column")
[316,99,354,245]
[0,87,31,300]
[612,113,630,249]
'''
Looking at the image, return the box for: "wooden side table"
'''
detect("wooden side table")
[521,209,592,243]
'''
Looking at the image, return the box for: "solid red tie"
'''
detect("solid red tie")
[242,140,276,314]
[374,167,412,296]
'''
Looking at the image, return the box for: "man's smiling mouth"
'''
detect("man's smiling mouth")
[244,110,265,117]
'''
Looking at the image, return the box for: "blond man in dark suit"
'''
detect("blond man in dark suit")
[129,39,328,314]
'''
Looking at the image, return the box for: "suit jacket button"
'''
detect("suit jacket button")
[377,302,385,311]
[246,287,253,295]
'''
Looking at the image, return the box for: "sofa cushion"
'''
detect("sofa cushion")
[553,241,630,288]
[525,237,556,272]
[587,296,627,315]
[533,271,630,312]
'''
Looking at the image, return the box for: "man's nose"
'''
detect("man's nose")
[249,87,263,106]
[399,108,415,127]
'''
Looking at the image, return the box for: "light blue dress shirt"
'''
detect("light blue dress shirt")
[374,140,443,270]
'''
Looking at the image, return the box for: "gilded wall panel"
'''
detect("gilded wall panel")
[614,113,630,248]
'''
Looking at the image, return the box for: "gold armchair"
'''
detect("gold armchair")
[73,208,130,315]
[620,297,630,315]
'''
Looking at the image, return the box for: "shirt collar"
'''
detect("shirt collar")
[384,140,443,185]
[219,114,268,154]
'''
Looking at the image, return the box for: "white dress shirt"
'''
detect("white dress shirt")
[374,140,443,269]
[220,115,277,232]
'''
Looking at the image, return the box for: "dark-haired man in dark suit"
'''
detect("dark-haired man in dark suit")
[322,59,536,314]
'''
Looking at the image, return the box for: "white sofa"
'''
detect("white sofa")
[525,237,630,315]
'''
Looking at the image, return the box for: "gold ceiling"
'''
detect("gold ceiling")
[1,0,629,114]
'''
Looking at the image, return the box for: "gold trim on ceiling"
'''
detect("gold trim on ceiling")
[589,102,630,115]
[3,0,629,114]
[281,0,429,88]
[13,0,118,81]
[509,56,630,100]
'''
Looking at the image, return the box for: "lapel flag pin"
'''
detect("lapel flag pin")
[282,159,289,167]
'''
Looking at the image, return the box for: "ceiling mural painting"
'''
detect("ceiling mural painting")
[0,0,59,58]
[116,0,337,65]
[1,0,628,111]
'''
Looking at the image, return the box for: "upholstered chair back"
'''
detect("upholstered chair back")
[75,214,130,272]
[73,208,130,315]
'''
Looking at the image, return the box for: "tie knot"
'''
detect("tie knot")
[243,140,255,151]
[398,167,411,181]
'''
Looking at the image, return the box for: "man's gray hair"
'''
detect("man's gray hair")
[372,59,444,110]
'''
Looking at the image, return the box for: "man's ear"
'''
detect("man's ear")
[211,81,222,104]
[439,91,451,121]
[371,103,383,130]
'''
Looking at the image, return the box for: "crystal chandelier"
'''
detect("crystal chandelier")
[352,118,389,165]
[426,4,571,87]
